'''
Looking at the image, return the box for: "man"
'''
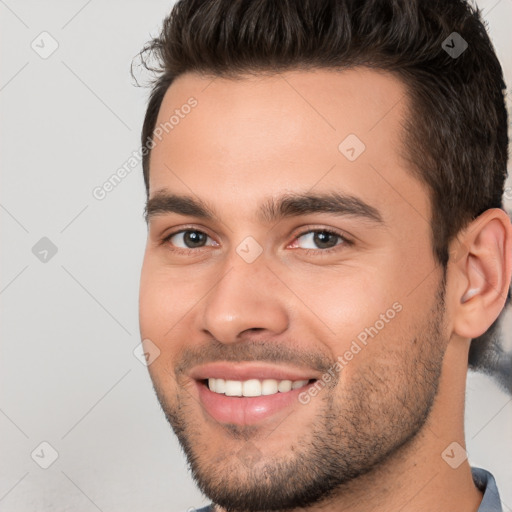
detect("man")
[137,0,511,510]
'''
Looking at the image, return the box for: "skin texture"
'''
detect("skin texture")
[138,68,512,511]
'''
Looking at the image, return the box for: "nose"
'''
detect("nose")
[197,256,289,344]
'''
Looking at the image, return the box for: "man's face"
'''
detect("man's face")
[139,68,449,509]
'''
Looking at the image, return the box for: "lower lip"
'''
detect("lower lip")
[195,380,315,425]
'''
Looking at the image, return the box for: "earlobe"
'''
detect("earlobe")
[452,209,512,339]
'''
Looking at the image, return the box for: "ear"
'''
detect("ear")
[450,208,512,339]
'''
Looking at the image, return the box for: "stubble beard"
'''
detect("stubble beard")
[152,283,448,511]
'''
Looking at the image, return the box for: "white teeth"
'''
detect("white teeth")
[277,380,292,392]
[261,379,278,395]
[225,380,243,396]
[292,379,309,390]
[242,379,261,397]
[207,378,310,396]
[215,378,226,394]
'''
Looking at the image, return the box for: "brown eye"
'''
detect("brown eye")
[295,230,346,250]
[165,230,213,249]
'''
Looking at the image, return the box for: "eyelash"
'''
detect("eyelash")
[159,226,353,256]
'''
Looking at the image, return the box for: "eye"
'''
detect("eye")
[291,229,351,251]
[162,229,217,250]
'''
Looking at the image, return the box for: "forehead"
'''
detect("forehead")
[148,68,429,228]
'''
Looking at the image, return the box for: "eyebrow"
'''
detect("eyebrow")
[144,190,384,225]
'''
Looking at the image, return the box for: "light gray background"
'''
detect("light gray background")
[1,1,511,510]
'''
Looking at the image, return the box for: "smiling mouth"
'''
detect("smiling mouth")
[201,378,316,397]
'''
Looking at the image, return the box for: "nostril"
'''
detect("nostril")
[243,327,265,335]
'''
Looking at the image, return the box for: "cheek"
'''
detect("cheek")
[139,286,178,372]
[286,266,399,338]
[139,265,170,341]
[139,263,183,392]
[139,258,199,340]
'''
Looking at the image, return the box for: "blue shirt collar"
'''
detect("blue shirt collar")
[472,467,503,512]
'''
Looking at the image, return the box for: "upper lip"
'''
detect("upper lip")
[189,362,319,382]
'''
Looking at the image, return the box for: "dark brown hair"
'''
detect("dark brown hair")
[135,0,510,374]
